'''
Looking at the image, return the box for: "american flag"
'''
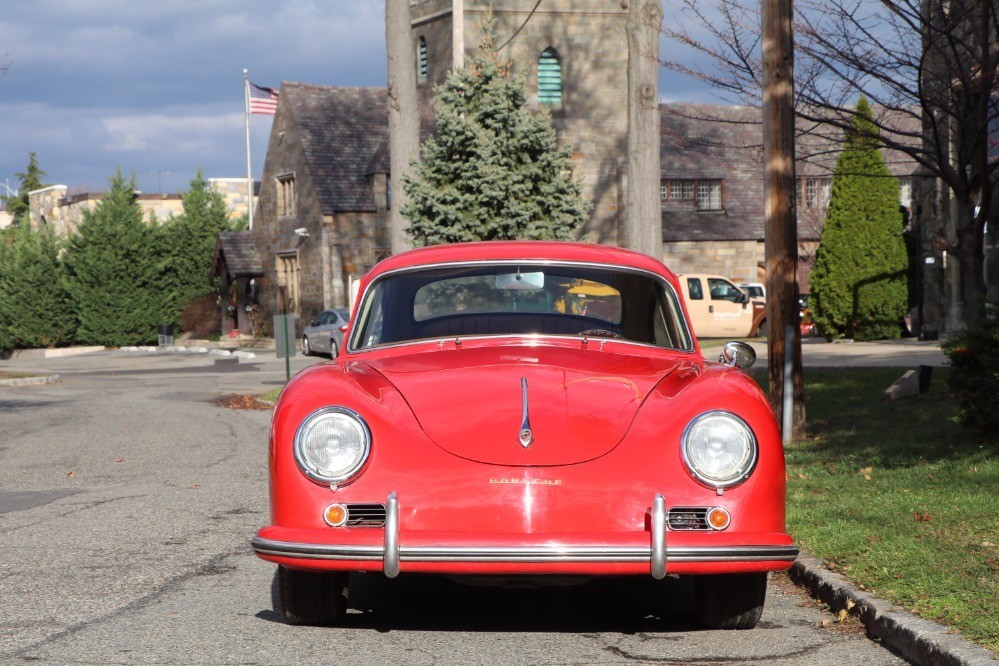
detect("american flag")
[249,81,279,115]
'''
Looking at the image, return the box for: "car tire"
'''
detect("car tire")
[278,566,348,626]
[302,336,312,356]
[329,340,338,358]
[695,572,767,629]
[756,320,769,338]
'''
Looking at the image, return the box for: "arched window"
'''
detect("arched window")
[537,47,563,105]
[418,37,428,83]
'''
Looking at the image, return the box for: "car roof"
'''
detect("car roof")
[366,241,677,281]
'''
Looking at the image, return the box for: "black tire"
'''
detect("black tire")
[301,336,312,356]
[695,572,767,629]
[329,340,338,358]
[278,566,348,626]
[756,320,769,338]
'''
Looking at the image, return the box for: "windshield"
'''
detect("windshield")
[350,262,693,352]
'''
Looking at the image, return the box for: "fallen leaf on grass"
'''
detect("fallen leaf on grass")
[837,608,850,622]
[67,470,75,478]
[859,466,873,481]
[913,511,932,522]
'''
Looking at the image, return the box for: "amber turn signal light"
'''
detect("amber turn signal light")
[707,507,731,530]
[324,503,348,527]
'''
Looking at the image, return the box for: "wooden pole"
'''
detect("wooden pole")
[625,0,663,259]
[386,0,420,254]
[761,0,805,439]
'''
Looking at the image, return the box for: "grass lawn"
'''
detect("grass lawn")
[777,367,998,654]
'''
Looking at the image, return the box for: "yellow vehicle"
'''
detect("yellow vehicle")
[678,274,767,338]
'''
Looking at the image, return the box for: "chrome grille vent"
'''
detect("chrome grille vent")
[345,503,386,527]
[667,507,710,531]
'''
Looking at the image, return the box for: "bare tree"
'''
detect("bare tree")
[663,0,999,329]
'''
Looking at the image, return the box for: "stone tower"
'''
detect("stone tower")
[388,0,662,256]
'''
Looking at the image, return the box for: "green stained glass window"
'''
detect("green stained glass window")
[538,48,562,105]
[418,37,428,82]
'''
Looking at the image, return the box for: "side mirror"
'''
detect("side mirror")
[719,341,756,370]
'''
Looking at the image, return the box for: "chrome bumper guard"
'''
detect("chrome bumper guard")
[251,492,799,579]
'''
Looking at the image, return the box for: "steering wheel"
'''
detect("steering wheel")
[577,328,624,339]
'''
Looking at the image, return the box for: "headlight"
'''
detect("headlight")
[294,407,371,484]
[681,411,757,489]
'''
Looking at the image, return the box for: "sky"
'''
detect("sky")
[0,1,714,199]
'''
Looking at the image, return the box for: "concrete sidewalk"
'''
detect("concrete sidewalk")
[744,337,949,369]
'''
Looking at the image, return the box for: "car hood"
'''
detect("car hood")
[361,344,690,466]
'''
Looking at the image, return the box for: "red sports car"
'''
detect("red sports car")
[252,241,797,629]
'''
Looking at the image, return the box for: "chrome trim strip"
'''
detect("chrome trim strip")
[651,494,667,579]
[252,537,799,564]
[384,491,400,578]
[518,377,534,448]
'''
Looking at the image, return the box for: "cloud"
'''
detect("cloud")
[102,110,243,153]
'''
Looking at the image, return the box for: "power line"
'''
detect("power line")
[495,0,544,52]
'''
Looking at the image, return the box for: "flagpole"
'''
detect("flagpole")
[243,68,254,231]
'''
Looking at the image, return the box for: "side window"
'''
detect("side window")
[708,278,742,302]
[686,278,703,300]
[537,47,563,106]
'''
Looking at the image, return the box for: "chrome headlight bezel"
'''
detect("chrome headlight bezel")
[681,411,758,490]
[293,406,372,485]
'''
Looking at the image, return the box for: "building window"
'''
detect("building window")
[799,177,831,210]
[537,47,563,105]
[276,253,300,317]
[661,179,694,201]
[418,37,428,83]
[661,179,722,210]
[899,177,913,210]
[276,174,296,217]
[697,180,723,210]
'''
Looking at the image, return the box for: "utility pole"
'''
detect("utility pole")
[385,0,420,254]
[625,0,663,259]
[761,0,805,441]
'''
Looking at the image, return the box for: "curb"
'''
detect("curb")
[0,374,61,387]
[6,346,105,360]
[790,554,998,665]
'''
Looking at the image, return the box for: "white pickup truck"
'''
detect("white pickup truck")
[678,274,767,339]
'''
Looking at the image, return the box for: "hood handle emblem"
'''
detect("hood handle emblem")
[518,377,534,448]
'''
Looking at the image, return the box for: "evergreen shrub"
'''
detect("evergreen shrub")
[810,98,908,341]
[0,223,75,349]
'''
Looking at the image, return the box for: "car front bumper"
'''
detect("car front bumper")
[253,493,799,578]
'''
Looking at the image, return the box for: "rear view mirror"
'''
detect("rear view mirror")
[720,341,756,370]
[495,272,545,290]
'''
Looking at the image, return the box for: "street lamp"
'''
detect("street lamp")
[3,178,17,199]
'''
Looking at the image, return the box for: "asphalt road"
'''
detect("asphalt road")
[0,348,910,665]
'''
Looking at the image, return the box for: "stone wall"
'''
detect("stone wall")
[662,240,765,284]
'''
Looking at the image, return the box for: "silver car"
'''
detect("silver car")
[302,308,349,357]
